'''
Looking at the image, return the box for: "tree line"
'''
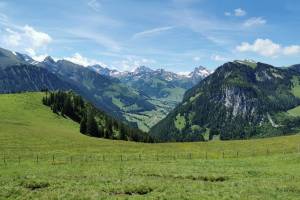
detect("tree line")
[42,90,153,142]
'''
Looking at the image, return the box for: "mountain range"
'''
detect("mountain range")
[3,46,300,142]
[0,47,209,131]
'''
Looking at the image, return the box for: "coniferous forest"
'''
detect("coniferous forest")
[42,90,153,143]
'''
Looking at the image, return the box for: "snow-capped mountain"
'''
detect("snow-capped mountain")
[187,66,211,78]
[184,66,211,84]
[88,64,127,77]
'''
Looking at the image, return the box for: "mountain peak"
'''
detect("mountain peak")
[188,66,211,78]
[43,56,55,64]
[134,66,153,73]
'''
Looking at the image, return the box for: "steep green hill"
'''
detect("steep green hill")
[150,61,300,141]
[1,92,300,199]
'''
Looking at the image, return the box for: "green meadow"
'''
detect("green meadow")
[0,93,300,199]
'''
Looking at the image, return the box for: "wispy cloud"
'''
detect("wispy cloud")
[0,12,8,23]
[225,8,247,17]
[193,56,200,61]
[66,29,121,52]
[211,54,228,62]
[224,12,231,16]
[87,0,101,12]
[168,9,237,45]
[234,8,247,17]
[243,17,266,27]
[132,26,175,39]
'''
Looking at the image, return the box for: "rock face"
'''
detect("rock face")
[150,61,300,141]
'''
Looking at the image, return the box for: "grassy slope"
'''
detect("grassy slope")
[0,93,300,199]
[288,76,300,116]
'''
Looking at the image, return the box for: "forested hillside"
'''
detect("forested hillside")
[150,61,300,141]
[43,90,153,142]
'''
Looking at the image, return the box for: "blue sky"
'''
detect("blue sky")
[0,0,300,72]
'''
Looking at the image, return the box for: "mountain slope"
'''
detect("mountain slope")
[0,64,72,93]
[90,65,211,130]
[38,58,156,126]
[0,47,36,68]
[90,65,210,102]
[150,61,300,141]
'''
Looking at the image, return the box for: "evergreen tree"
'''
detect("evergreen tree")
[80,115,87,134]
[86,109,99,137]
[119,124,126,140]
[106,119,113,138]
[62,95,73,117]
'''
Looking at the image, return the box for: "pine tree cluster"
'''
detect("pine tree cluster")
[42,90,153,142]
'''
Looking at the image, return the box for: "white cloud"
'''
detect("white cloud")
[4,28,21,46]
[1,25,52,50]
[0,25,52,60]
[133,26,174,39]
[236,38,300,57]
[88,0,101,12]
[243,17,266,27]
[234,8,246,17]
[64,53,107,67]
[283,45,300,55]
[211,54,228,62]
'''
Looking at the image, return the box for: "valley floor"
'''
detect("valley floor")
[0,93,300,199]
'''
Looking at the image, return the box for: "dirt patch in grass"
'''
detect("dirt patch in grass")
[20,180,50,190]
[145,173,228,182]
[108,185,154,196]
